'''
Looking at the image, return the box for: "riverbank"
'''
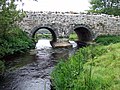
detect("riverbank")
[0,28,34,74]
[51,42,120,89]
[52,34,120,90]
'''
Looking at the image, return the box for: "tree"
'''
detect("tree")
[0,0,24,38]
[88,0,120,16]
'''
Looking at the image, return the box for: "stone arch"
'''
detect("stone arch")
[73,24,93,42]
[31,25,57,42]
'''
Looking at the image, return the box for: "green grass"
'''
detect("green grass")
[69,33,78,41]
[34,34,52,41]
[95,35,120,45]
[51,43,120,90]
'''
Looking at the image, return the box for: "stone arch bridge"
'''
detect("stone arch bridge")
[19,11,120,48]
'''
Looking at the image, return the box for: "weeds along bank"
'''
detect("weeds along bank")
[51,43,120,90]
[95,35,120,45]
[0,27,34,74]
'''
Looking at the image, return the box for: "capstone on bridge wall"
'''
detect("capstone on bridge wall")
[19,11,120,39]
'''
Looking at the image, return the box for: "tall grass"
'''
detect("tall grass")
[51,43,120,90]
[95,35,120,45]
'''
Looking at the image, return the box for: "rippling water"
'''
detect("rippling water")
[0,39,77,90]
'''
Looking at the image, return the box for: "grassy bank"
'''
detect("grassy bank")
[35,34,52,39]
[34,33,52,42]
[95,35,120,45]
[51,43,120,90]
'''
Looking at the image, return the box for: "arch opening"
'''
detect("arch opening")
[32,27,57,42]
[74,27,92,42]
[31,27,57,48]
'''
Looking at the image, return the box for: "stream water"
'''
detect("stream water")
[0,39,77,90]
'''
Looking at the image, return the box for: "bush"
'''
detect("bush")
[51,43,120,90]
[0,27,34,58]
[95,35,120,45]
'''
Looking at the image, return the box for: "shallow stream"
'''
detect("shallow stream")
[0,39,77,90]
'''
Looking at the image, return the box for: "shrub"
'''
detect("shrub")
[0,27,34,58]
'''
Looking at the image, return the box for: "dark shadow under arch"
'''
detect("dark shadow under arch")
[74,27,93,42]
[32,27,57,42]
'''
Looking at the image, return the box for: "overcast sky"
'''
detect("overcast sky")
[17,0,91,12]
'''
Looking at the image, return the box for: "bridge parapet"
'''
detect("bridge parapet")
[19,11,120,48]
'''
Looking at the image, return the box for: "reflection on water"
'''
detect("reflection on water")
[0,39,77,90]
[36,39,77,48]
[36,39,52,49]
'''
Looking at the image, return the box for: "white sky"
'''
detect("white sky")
[17,0,91,12]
